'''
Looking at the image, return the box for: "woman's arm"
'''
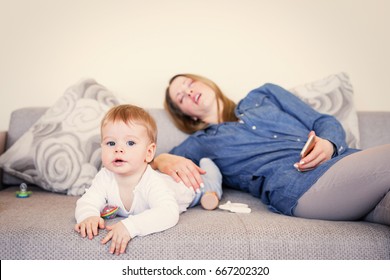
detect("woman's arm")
[151,153,206,191]
[248,84,346,170]
[254,83,348,152]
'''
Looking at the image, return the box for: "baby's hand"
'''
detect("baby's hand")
[74,216,105,240]
[101,221,131,255]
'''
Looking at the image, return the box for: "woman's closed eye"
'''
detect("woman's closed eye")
[177,80,194,104]
[184,78,194,88]
[179,93,185,104]
[178,91,194,104]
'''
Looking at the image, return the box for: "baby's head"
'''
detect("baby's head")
[101,104,157,144]
[100,105,158,173]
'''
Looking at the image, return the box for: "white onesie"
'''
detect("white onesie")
[75,165,195,238]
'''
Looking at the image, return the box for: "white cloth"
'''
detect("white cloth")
[75,165,195,238]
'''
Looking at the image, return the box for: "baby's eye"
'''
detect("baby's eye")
[127,141,135,146]
[106,141,115,147]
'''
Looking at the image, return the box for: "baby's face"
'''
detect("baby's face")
[101,120,155,177]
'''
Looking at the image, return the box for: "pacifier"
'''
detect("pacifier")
[16,183,32,198]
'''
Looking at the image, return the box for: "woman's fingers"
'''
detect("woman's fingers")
[175,163,205,192]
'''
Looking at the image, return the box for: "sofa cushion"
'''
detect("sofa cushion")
[1,185,389,260]
[290,72,360,148]
[0,79,120,195]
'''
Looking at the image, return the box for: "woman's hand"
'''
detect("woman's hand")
[294,131,335,172]
[151,153,206,192]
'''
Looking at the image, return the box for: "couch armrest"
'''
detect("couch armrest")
[0,131,6,189]
[0,131,6,156]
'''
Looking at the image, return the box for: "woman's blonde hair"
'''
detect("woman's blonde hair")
[101,104,157,144]
[164,74,238,134]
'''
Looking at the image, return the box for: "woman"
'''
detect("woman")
[151,74,390,225]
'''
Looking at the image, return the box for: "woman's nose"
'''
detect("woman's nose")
[183,87,193,95]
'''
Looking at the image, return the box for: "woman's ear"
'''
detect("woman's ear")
[145,142,157,163]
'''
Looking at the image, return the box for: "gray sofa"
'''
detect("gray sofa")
[0,107,389,260]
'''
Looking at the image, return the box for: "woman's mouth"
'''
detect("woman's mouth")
[194,93,201,104]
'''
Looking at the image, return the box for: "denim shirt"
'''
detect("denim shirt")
[170,83,358,215]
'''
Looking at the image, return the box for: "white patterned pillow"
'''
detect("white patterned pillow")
[290,72,360,149]
[0,79,120,195]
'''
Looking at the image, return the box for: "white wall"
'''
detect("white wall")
[1,0,389,131]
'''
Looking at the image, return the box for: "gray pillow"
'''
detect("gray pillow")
[290,72,360,149]
[0,79,120,195]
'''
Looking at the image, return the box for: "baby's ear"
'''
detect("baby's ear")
[145,142,156,163]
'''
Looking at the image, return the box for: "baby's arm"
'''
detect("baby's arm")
[74,216,105,240]
[74,169,111,238]
[101,221,131,255]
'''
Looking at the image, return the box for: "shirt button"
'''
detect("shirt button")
[273,135,278,138]
[297,138,301,142]
[239,120,244,124]
[255,103,259,107]
[252,126,256,130]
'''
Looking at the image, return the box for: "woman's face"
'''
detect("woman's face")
[168,76,219,123]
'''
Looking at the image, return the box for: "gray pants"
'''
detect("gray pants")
[294,144,390,226]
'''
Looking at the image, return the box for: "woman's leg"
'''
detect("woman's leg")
[294,144,390,225]
[363,191,390,225]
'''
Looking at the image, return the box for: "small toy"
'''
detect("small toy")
[16,183,32,198]
[100,204,119,219]
[219,201,251,213]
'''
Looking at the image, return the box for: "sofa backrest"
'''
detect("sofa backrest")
[2,107,390,186]
[1,107,189,186]
[357,111,390,149]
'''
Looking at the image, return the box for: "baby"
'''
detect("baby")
[74,104,222,255]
